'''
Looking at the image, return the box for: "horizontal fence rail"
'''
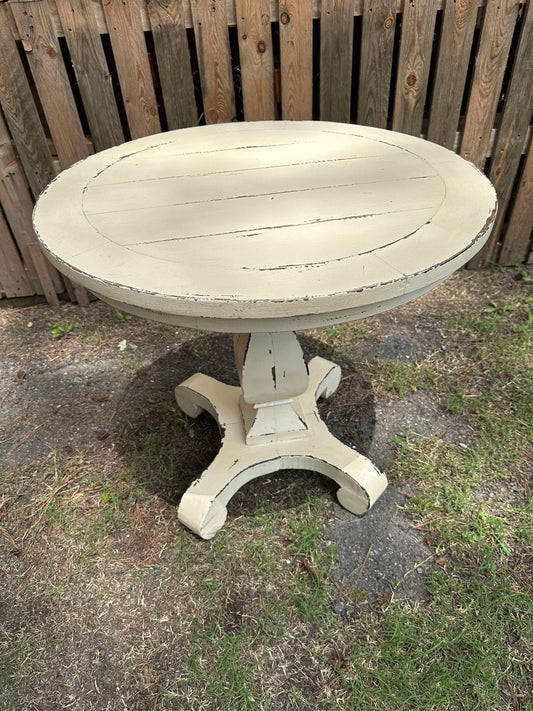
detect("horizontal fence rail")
[0,0,531,303]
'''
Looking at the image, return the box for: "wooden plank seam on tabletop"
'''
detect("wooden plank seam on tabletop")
[1,0,531,305]
[36,123,496,320]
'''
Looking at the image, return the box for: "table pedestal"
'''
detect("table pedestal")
[175,332,387,539]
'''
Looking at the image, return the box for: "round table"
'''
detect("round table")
[33,121,497,538]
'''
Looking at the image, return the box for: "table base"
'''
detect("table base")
[175,355,387,539]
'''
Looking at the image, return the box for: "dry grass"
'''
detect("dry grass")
[1,268,531,710]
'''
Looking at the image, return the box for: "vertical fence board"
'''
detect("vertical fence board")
[392,0,438,136]
[0,210,33,298]
[101,0,161,138]
[498,137,533,265]
[279,0,313,120]
[358,0,396,128]
[235,0,276,121]
[1,0,532,304]
[460,0,520,167]
[0,111,62,303]
[10,1,91,305]
[470,1,533,266]
[190,0,236,124]
[427,0,478,149]
[10,0,90,169]
[53,0,124,151]
[320,0,354,123]
[0,6,55,198]
[146,0,198,129]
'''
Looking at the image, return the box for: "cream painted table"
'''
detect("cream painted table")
[34,121,497,539]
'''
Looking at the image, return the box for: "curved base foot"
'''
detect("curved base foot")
[177,494,228,540]
[176,356,387,538]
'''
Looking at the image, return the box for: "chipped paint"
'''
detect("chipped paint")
[34,121,497,328]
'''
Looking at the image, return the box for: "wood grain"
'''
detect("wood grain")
[460,0,521,167]
[10,1,90,304]
[190,0,236,124]
[471,0,533,266]
[0,110,62,302]
[6,2,529,37]
[235,0,276,121]
[358,0,396,128]
[498,137,533,265]
[279,0,313,120]
[10,0,90,169]
[101,0,161,138]
[0,5,55,198]
[426,0,478,149]
[392,0,438,136]
[320,0,354,123]
[146,0,198,129]
[0,209,33,298]
[53,0,124,151]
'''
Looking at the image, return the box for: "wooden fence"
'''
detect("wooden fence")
[0,0,531,305]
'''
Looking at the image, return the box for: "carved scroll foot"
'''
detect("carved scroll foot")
[175,353,387,539]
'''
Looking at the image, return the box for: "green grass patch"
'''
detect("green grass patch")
[366,359,442,397]
[342,567,532,710]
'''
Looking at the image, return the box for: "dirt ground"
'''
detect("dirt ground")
[0,268,530,709]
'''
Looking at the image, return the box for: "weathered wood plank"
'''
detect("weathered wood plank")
[10,0,90,169]
[235,0,276,121]
[53,0,124,151]
[190,0,236,124]
[5,1,527,37]
[498,137,533,265]
[0,110,62,302]
[7,3,90,303]
[358,0,396,127]
[471,0,533,266]
[10,2,90,304]
[426,0,478,149]
[146,0,198,129]
[279,0,313,120]
[101,0,161,138]
[0,209,33,298]
[0,6,55,198]
[392,0,438,136]
[460,0,521,167]
[320,0,354,123]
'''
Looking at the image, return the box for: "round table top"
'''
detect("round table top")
[34,121,497,332]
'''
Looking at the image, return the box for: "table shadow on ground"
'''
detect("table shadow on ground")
[116,332,378,518]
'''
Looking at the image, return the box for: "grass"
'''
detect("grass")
[343,566,531,710]
[1,270,531,710]
[366,359,442,397]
